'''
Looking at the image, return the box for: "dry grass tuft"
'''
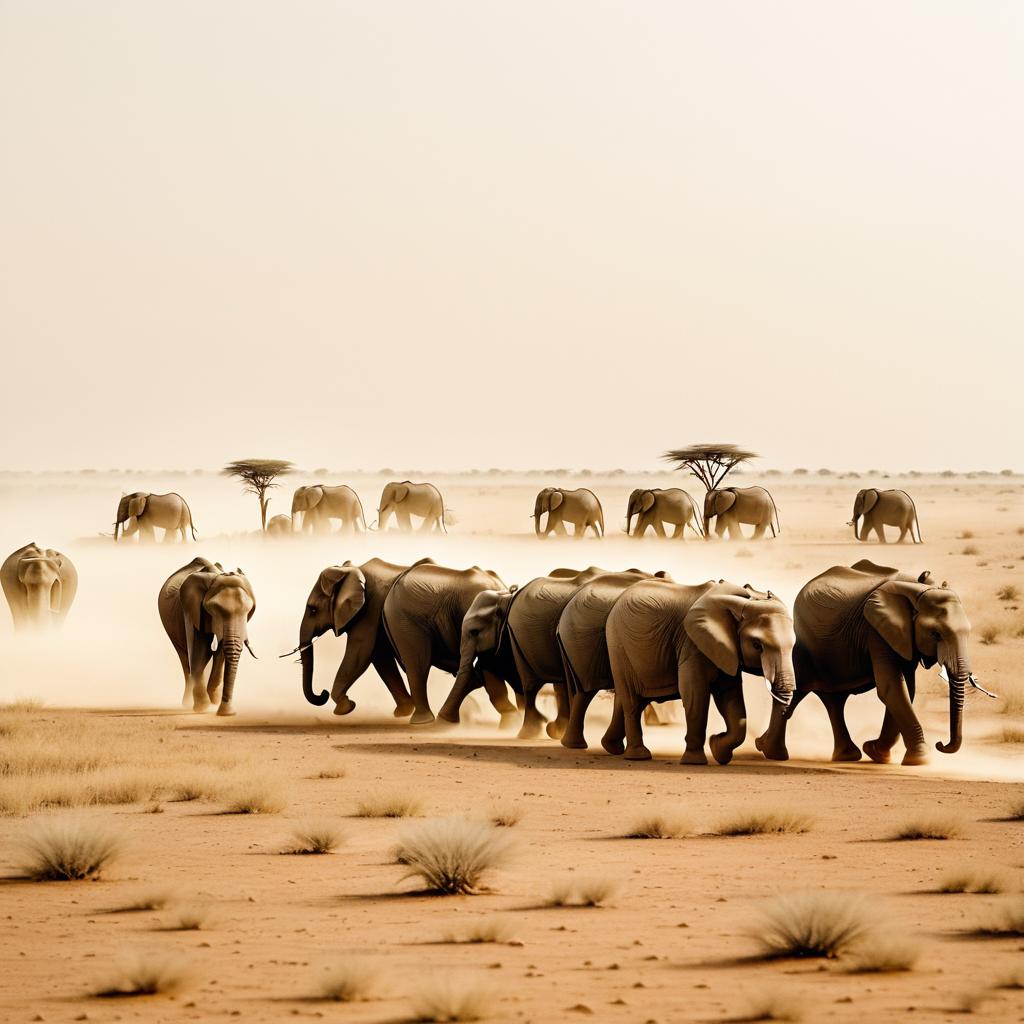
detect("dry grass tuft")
[317,962,378,1002]
[441,916,516,944]
[846,934,922,973]
[750,891,873,960]
[973,899,1024,938]
[312,765,346,779]
[546,876,619,908]
[623,809,691,839]
[397,818,513,895]
[94,951,194,997]
[738,990,806,1021]
[978,623,1001,645]
[18,818,123,880]
[355,791,423,818]
[109,888,175,913]
[1006,797,1024,821]
[889,815,965,841]
[715,808,813,837]
[997,584,1020,602]
[995,970,1024,990]
[167,904,210,931]
[221,780,286,815]
[284,820,344,855]
[938,869,1007,895]
[997,726,1024,744]
[488,804,523,828]
[409,973,496,1022]
[168,777,218,802]
[962,544,980,556]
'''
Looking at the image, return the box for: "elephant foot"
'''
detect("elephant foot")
[754,733,789,762]
[546,718,567,740]
[901,747,929,767]
[499,710,520,731]
[560,734,588,750]
[831,744,862,762]
[709,734,736,766]
[332,697,356,716]
[436,706,461,725]
[862,739,892,764]
[393,700,416,718]
[680,749,708,765]
[623,744,652,761]
[517,719,545,740]
[215,703,236,717]
[600,734,624,756]
[409,709,436,726]
[192,699,212,713]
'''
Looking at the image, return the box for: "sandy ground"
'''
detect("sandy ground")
[0,471,1022,1022]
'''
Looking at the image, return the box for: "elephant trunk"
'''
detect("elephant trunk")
[936,655,968,755]
[300,640,329,706]
[852,515,860,540]
[219,632,243,709]
[761,652,795,706]
[534,508,543,537]
[114,519,120,541]
[439,644,478,723]
[26,585,50,626]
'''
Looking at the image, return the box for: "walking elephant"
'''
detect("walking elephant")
[626,488,703,538]
[437,566,612,739]
[265,514,292,537]
[378,481,447,532]
[850,489,922,543]
[607,581,795,764]
[755,560,982,766]
[158,557,255,715]
[533,487,604,538]
[704,486,780,539]
[114,492,197,542]
[291,484,367,534]
[1,543,78,630]
[382,562,516,724]
[292,558,415,717]
[558,569,672,751]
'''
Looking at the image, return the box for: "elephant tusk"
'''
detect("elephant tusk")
[969,674,998,699]
[278,638,318,658]
[210,635,219,652]
[939,664,949,682]
[244,640,258,659]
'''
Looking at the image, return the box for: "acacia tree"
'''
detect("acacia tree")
[222,459,294,531]
[662,444,758,491]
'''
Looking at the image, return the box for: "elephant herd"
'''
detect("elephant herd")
[109,483,924,543]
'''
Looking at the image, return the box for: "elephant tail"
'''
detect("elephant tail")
[768,491,781,537]
[556,631,583,698]
[595,505,605,537]
[899,490,923,543]
[356,493,369,532]
[180,495,198,540]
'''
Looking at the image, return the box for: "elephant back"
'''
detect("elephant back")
[794,562,899,650]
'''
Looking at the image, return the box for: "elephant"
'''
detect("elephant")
[437,566,612,739]
[265,514,292,536]
[533,487,604,538]
[557,569,672,750]
[850,489,922,543]
[626,487,704,538]
[114,492,197,543]
[1,543,78,630]
[291,484,367,534]
[293,558,415,717]
[157,557,255,715]
[755,560,981,766]
[382,562,516,724]
[607,580,795,764]
[703,486,780,540]
[378,481,447,532]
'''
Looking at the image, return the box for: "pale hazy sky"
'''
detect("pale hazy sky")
[1,2,1021,472]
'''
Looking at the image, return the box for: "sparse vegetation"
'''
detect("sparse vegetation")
[18,819,123,880]
[397,818,513,895]
[441,917,515,944]
[312,764,346,780]
[738,990,806,1021]
[962,544,980,556]
[109,888,174,913]
[221,780,286,815]
[355,791,422,818]
[222,458,295,532]
[284,820,343,855]
[546,876,619,908]
[317,962,378,1002]
[973,899,1024,937]
[409,973,495,1022]
[889,815,965,841]
[623,809,691,839]
[662,443,759,490]
[488,804,522,828]
[997,726,1024,743]
[978,623,1001,645]
[1006,796,1024,820]
[94,951,194,997]
[939,869,1007,894]
[715,808,813,836]
[847,934,922,973]
[750,891,873,960]
[997,584,1020,602]
[167,904,210,931]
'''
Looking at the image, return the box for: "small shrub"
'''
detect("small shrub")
[442,917,515,944]
[409,973,495,1022]
[94,951,194,997]
[1006,797,1024,820]
[847,934,921,973]
[978,624,1000,646]
[938,869,1007,894]
[750,891,873,959]
[962,545,980,556]
[959,530,975,540]
[973,899,1024,937]
[716,808,813,836]
[889,815,965,841]
[285,820,343,855]
[109,888,174,913]
[18,819,123,880]
[397,818,513,895]
[169,779,216,802]
[318,961,378,1002]
[546,876,619,908]
[355,792,422,818]
[312,765,346,780]
[488,805,522,828]
[740,990,806,1021]
[221,781,286,815]
[995,970,1024,989]
[997,584,1020,602]
[623,810,690,839]
[168,904,209,931]
[998,726,1024,744]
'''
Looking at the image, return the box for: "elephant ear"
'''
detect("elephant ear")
[864,582,915,661]
[328,568,367,634]
[308,486,324,508]
[861,489,879,515]
[549,490,565,511]
[640,491,656,513]
[128,494,147,518]
[683,593,749,676]
[180,572,215,634]
[393,484,409,503]
[715,490,737,514]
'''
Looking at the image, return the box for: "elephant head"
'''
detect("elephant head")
[298,563,368,706]
[17,551,64,624]
[703,489,736,537]
[114,492,147,540]
[181,569,256,715]
[453,588,515,693]
[534,488,563,536]
[850,489,879,539]
[291,486,324,530]
[864,576,974,754]
[626,489,655,535]
[378,483,410,530]
[684,588,796,705]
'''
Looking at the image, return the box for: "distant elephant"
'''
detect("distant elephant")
[626,487,704,538]
[378,481,447,532]
[295,558,415,717]
[1,543,78,630]
[382,562,515,724]
[438,566,612,739]
[114,492,197,543]
[557,569,672,750]
[756,560,978,766]
[158,557,255,715]
[704,486,779,540]
[850,489,922,543]
[607,581,795,764]
[534,487,604,538]
[265,514,292,536]
[291,484,367,534]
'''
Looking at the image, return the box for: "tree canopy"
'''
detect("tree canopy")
[222,459,294,531]
[662,444,758,491]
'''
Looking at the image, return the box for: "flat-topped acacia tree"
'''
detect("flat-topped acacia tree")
[222,459,294,532]
[662,444,758,491]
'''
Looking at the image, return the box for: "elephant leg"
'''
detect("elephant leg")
[896,524,910,543]
[518,685,549,739]
[816,691,861,761]
[876,521,887,543]
[708,681,746,765]
[372,643,415,718]
[188,643,214,712]
[755,689,806,761]
[863,639,927,765]
[393,634,434,724]
[561,689,598,749]
[174,647,192,708]
[751,523,767,539]
[618,689,649,760]
[653,520,667,538]
[437,667,485,723]
[397,509,412,531]
[670,522,684,539]
[481,669,518,728]
[679,666,714,764]
[417,514,433,533]
[139,522,156,543]
[547,680,570,739]
[207,649,225,705]
[553,519,569,536]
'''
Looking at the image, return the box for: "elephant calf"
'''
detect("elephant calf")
[114,491,197,543]
[378,481,447,532]
[534,487,604,538]
[850,488,923,543]
[626,488,703,538]
[158,557,255,715]
[704,486,780,540]
[1,543,78,630]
